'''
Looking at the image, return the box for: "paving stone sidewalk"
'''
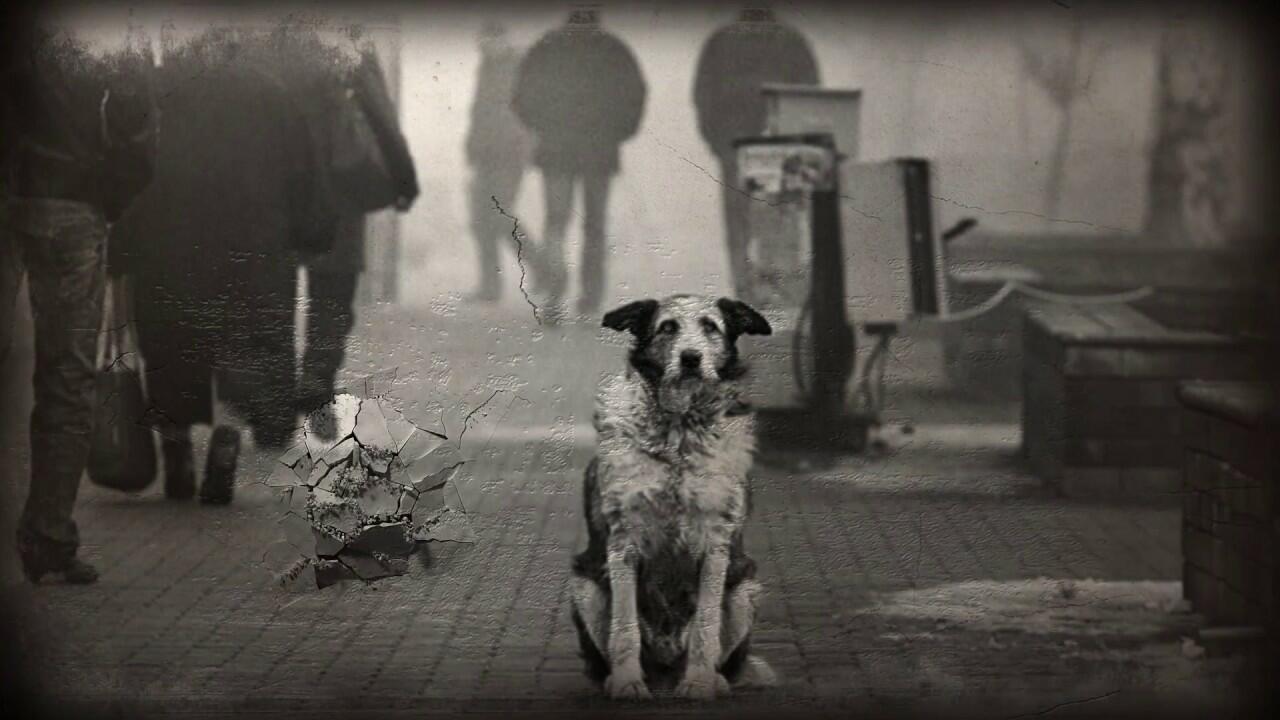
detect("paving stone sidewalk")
[0,306,1259,718]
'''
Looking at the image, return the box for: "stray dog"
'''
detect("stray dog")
[570,294,777,700]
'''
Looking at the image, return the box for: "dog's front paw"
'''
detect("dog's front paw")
[605,670,651,701]
[674,668,727,701]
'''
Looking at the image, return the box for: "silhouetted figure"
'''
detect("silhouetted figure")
[466,21,532,304]
[693,7,819,298]
[513,8,646,316]
[110,29,319,503]
[295,35,419,417]
[2,10,157,583]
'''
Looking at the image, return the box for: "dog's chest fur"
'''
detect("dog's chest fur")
[592,370,754,558]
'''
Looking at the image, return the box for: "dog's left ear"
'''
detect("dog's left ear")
[602,298,659,337]
[717,298,772,337]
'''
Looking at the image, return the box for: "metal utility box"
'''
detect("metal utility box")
[736,138,835,312]
[839,159,949,323]
[762,84,862,161]
[734,135,857,436]
[735,85,951,452]
[763,84,944,323]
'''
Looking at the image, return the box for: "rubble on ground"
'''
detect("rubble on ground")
[269,391,480,589]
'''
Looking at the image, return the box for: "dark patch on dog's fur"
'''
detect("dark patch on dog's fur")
[716,298,772,382]
[717,298,772,339]
[571,602,611,683]
[602,298,660,336]
[603,299,665,384]
[717,341,749,382]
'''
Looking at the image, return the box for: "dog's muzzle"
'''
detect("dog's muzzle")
[679,350,703,378]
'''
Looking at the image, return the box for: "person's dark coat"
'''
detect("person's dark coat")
[311,48,418,274]
[112,37,313,289]
[347,49,418,208]
[466,43,532,171]
[693,19,820,159]
[271,37,417,274]
[512,24,646,175]
[109,33,315,432]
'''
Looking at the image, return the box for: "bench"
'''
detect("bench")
[1178,381,1277,632]
[1022,302,1272,500]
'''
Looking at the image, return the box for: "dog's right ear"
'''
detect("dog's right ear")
[602,299,659,337]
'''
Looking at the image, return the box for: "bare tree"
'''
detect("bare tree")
[1019,16,1101,223]
[1143,17,1243,247]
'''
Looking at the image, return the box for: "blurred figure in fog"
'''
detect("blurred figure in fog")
[111,27,320,505]
[694,6,819,299]
[513,7,646,318]
[1,9,158,583]
[465,20,532,304]
[294,29,419,422]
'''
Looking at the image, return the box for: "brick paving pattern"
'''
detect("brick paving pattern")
[0,306,1257,717]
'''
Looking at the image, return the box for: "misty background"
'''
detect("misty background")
[44,1,1264,314]
[397,2,1169,310]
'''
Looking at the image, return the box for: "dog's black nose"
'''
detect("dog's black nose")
[680,350,702,371]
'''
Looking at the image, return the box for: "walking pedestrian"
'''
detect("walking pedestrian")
[1,10,158,583]
[512,7,646,318]
[465,20,532,304]
[110,27,318,504]
[292,30,419,422]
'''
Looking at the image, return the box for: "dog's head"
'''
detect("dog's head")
[603,294,772,414]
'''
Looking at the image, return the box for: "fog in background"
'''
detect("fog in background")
[46,2,1251,311]
[393,3,1174,310]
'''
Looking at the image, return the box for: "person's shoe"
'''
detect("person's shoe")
[162,435,197,500]
[200,425,241,506]
[20,553,99,585]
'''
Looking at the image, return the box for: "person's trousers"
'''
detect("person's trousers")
[468,165,526,294]
[539,168,612,312]
[717,151,753,300]
[1,198,107,564]
[299,268,359,410]
[133,267,299,449]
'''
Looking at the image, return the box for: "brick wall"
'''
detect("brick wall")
[1022,304,1270,500]
[1178,382,1278,630]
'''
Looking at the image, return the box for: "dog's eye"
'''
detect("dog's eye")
[701,318,721,335]
[658,320,679,335]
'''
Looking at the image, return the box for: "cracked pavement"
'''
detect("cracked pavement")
[268,391,478,589]
[0,305,1259,717]
[489,196,543,325]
